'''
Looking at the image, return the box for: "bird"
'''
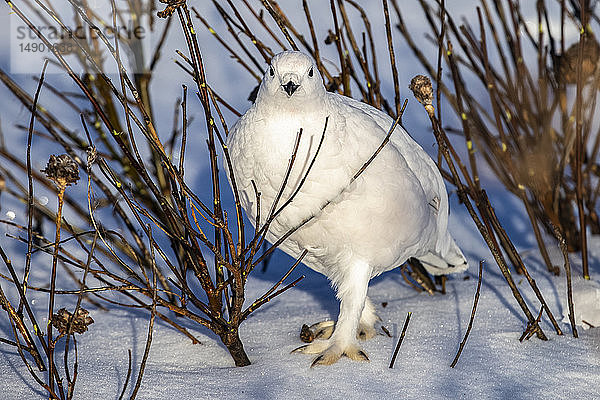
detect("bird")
[226,51,468,366]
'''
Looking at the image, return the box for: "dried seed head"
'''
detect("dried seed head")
[86,146,97,166]
[52,308,94,335]
[157,0,182,19]
[558,36,600,84]
[409,75,434,115]
[42,154,79,189]
[300,324,315,343]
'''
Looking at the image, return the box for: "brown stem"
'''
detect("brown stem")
[422,104,546,340]
[389,311,412,368]
[451,261,483,368]
[521,193,559,275]
[575,1,589,279]
[220,329,251,367]
[382,0,401,118]
[554,226,579,338]
[48,184,66,397]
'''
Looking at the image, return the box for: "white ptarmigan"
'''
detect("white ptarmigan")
[226,51,468,366]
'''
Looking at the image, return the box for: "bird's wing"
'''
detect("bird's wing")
[332,94,450,255]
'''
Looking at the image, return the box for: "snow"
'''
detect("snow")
[1,1,599,399]
[2,206,599,399]
[564,278,600,330]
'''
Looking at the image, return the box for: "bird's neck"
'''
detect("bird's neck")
[257,94,327,117]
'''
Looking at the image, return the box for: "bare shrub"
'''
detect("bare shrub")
[395,0,599,280]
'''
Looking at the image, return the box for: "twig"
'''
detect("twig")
[553,225,578,338]
[353,106,404,181]
[64,232,97,399]
[435,0,446,121]
[258,0,299,50]
[389,311,412,368]
[451,261,483,368]
[21,59,48,315]
[242,250,307,319]
[520,307,544,342]
[48,170,67,398]
[574,0,590,280]
[130,227,159,399]
[0,245,47,371]
[329,0,350,95]
[582,320,595,328]
[382,0,401,118]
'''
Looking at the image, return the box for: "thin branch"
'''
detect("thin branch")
[451,261,483,368]
[389,311,412,368]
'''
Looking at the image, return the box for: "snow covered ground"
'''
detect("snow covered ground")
[2,216,599,399]
[0,1,599,399]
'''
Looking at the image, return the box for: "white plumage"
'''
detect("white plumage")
[226,51,467,365]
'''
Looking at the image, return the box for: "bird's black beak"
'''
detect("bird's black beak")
[282,80,300,96]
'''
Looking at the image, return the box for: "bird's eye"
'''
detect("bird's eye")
[269,66,275,77]
[308,67,314,77]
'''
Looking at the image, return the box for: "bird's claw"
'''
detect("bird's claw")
[292,340,369,366]
[291,344,311,354]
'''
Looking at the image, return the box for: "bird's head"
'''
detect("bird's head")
[256,51,325,105]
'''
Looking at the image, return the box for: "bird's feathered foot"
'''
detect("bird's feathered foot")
[293,263,375,366]
[292,340,369,366]
[300,295,380,344]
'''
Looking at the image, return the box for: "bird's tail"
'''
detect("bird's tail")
[416,237,468,276]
